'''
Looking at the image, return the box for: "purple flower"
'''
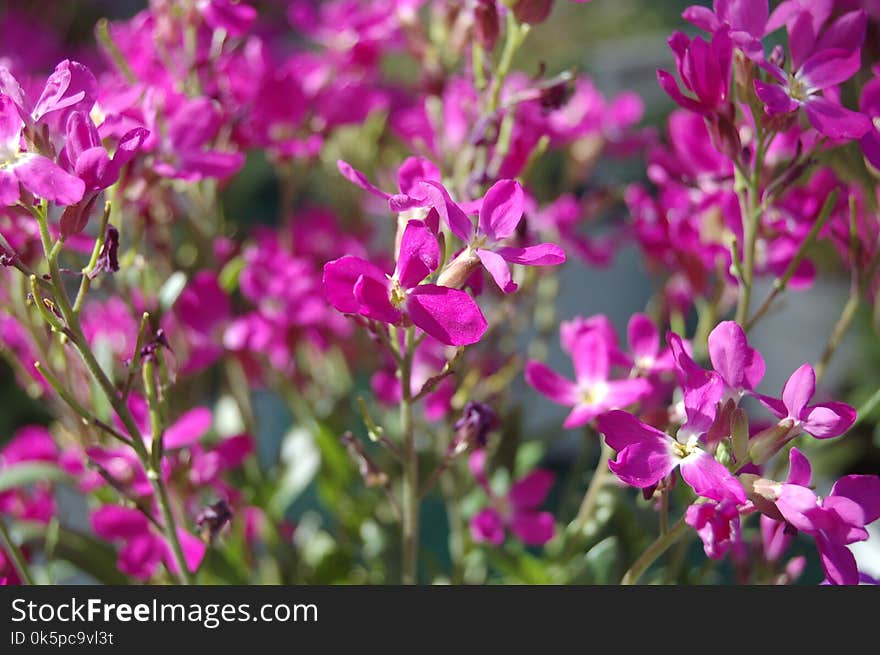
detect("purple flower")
[667,332,725,443]
[753,449,880,585]
[597,410,746,504]
[754,362,856,441]
[92,505,205,581]
[686,499,743,560]
[859,70,880,170]
[432,179,565,293]
[754,11,871,139]
[683,0,769,58]
[323,218,488,346]
[152,97,244,181]
[626,313,675,375]
[468,449,556,547]
[707,320,765,400]
[658,28,733,115]
[337,157,442,212]
[525,326,653,429]
[0,94,84,206]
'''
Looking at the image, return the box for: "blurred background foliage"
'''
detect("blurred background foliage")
[1,0,878,584]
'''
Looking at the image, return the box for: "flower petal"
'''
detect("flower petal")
[476,247,517,293]
[496,243,566,266]
[323,256,388,314]
[607,437,677,489]
[597,409,670,452]
[395,219,439,289]
[679,451,746,503]
[803,96,872,140]
[627,313,659,362]
[406,284,487,346]
[524,361,578,405]
[802,401,856,439]
[479,179,524,242]
[163,407,212,449]
[831,475,880,526]
[781,363,815,419]
[510,511,555,546]
[13,154,84,205]
[509,469,555,509]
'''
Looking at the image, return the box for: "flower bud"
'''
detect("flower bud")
[731,407,749,465]
[196,500,234,543]
[748,419,796,466]
[474,0,500,51]
[511,0,554,24]
[451,401,497,452]
[437,249,481,289]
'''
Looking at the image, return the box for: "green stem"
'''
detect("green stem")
[745,190,838,331]
[32,207,192,584]
[400,327,419,584]
[815,291,859,384]
[621,515,689,585]
[570,441,613,538]
[0,516,35,585]
[72,201,112,316]
[735,132,767,326]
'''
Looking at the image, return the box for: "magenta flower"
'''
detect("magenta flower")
[859,70,880,170]
[754,11,871,139]
[152,97,244,181]
[468,449,556,547]
[754,449,880,585]
[755,363,856,440]
[337,157,441,212]
[707,320,765,401]
[667,332,725,443]
[597,410,746,503]
[91,505,205,582]
[432,179,565,293]
[63,112,147,192]
[683,0,768,56]
[626,313,675,375]
[686,499,743,560]
[323,218,488,346]
[0,94,84,206]
[657,28,732,115]
[526,327,652,429]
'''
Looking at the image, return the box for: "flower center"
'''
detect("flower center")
[580,381,609,407]
[388,278,407,308]
[788,75,810,102]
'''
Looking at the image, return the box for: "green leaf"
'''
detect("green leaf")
[583,536,619,584]
[0,464,71,493]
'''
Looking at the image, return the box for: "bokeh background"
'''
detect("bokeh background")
[1,0,878,582]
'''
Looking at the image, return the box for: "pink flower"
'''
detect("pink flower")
[526,323,652,429]
[755,363,856,440]
[91,505,205,581]
[753,449,880,585]
[0,94,84,206]
[433,179,565,293]
[468,450,556,547]
[658,28,733,116]
[686,499,743,560]
[337,157,442,212]
[323,218,488,346]
[597,410,746,504]
[859,69,880,170]
[754,10,871,139]
[626,313,676,375]
[707,320,765,400]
